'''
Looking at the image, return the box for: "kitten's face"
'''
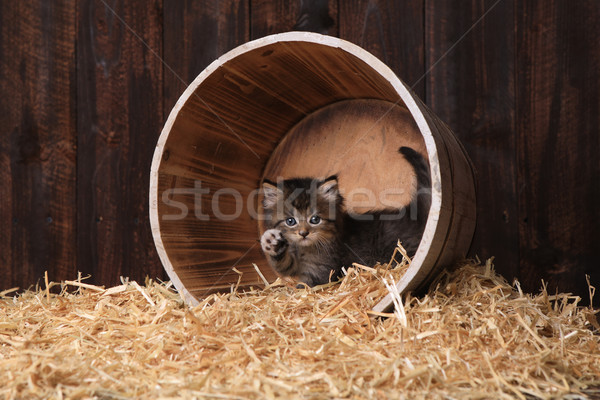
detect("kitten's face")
[262,177,341,248]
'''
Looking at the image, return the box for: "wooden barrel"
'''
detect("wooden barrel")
[149,32,476,311]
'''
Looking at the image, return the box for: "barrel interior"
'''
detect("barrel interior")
[261,99,427,220]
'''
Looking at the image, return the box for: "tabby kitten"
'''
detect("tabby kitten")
[260,146,431,287]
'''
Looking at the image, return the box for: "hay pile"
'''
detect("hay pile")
[1,254,599,399]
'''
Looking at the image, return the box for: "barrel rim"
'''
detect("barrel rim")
[149,31,443,306]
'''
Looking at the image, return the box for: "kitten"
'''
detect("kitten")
[260,146,431,287]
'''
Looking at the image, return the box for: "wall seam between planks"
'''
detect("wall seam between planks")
[248,0,252,39]
[336,0,340,38]
[513,0,521,284]
[74,0,81,279]
[422,0,427,102]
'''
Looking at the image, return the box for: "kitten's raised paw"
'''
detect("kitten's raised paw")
[261,229,287,257]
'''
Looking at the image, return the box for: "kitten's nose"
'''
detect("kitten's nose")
[299,230,309,238]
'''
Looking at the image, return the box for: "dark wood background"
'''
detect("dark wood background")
[1,1,598,300]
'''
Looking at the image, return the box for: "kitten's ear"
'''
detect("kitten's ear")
[318,175,339,201]
[262,180,282,208]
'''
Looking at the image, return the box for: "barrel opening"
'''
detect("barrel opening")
[149,32,475,309]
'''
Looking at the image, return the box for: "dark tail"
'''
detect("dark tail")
[399,146,431,223]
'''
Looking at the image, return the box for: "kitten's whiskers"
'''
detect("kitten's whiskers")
[314,235,334,256]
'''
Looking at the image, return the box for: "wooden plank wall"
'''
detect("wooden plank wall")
[0,2,77,288]
[1,1,598,300]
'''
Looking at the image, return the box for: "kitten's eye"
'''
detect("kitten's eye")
[285,217,297,226]
[309,215,321,225]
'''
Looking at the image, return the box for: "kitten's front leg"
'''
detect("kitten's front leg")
[260,229,294,274]
[297,265,340,288]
